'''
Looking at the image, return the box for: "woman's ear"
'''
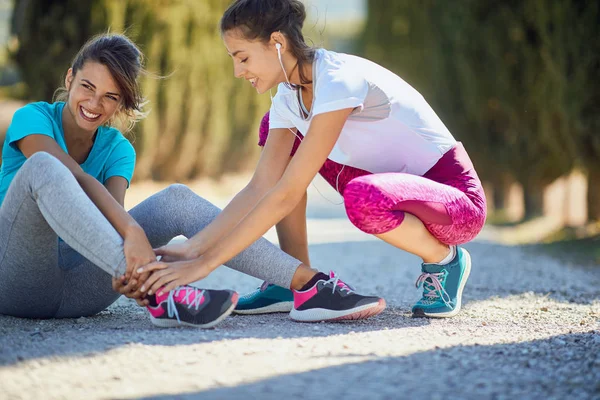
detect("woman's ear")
[64,68,74,91]
[270,32,287,53]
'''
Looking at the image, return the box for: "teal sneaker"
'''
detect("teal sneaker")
[233,281,294,315]
[412,247,471,318]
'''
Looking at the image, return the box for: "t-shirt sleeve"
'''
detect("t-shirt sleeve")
[312,68,369,117]
[6,104,55,151]
[104,139,136,187]
[268,92,295,130]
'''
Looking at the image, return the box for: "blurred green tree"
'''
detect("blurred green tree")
[11,0,108,101]
[106,0,270,180]
[566,1,600,220]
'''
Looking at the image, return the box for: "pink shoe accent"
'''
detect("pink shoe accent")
[154,291,170,304]
[147,291,169,318]
[231,292,239,307]
[172,286,206,307]
[147,286,206,318]
[293,285,319,309]
[147,304,165,318]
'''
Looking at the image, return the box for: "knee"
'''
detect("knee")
[24,151,61,171]
[133,184,199,225]
[157,183,218,211]
[343,177,401,235]
[160,183,195,201]
[343,178,363,210]
[343,176,378,213]
[21,151,70,184]
[343,178,376,233]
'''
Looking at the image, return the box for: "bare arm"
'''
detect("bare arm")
[184,127,297,256]
[138,110,352,294]
[276,189,310,266]
[104,176,128,207]
[198,109,352,271]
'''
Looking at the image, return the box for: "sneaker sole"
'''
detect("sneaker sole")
[415,249,472,318]
[290,298,386,322]
[150,292,239,328]
[233,301,294,315]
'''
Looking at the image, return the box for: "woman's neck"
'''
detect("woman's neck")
[287,58,314,92]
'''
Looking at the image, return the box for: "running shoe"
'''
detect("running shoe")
[233,281,294,315]
[290,271,386,322]
[412,247,471,318]
[147,285,238,328]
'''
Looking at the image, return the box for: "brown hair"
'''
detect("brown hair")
[54,33,148,132]
[220,0,315,88]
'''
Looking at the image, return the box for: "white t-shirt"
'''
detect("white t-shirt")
[269,48,457,176]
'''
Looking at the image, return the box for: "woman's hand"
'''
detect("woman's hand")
[137,259,213,296]
[123,224,157,280]
[154,240,197,262]
[112,275,150,306]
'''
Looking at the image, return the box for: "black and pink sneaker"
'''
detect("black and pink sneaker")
[146,285,238,328]
[290,272,386,322]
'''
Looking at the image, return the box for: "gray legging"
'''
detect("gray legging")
[0,152,301,318]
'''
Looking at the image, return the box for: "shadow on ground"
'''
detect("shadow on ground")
[0,308,431,366]
[135,332,600,400]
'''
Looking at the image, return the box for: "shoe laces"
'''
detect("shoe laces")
[166,286,205,324]
[326,271,355,294]
[415,271,452,307]
[259,281,271,292]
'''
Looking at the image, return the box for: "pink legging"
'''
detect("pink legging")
[259,113,487,245]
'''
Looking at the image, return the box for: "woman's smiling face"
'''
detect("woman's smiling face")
[223,29,285,94]
[65,61,122,132]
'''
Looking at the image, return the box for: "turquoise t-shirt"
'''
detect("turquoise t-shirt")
[0,101,136,206]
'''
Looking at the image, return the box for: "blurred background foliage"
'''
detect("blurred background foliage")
[0,0,598,232]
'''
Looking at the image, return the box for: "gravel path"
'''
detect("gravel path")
[1,181,599,400]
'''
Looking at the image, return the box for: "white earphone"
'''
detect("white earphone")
[275,42,291,85]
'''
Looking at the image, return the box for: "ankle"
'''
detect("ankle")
[423,245,454,264]
[297,272,329,291]
[290,264,319,291]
